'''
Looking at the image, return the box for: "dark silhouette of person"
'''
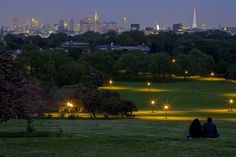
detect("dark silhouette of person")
[188,118,203,139]
[203,117,219,138]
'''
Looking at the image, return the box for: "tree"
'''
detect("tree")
[84,51,116,78]
[82,91,103,118]
[148,53,172,80]
[57,61,86,86]
[117,51,145,79]
[226,65,236,80]
[0,49,42,122]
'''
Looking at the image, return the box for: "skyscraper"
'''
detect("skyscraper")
[13,17,20,32]
[155,22,160,31]
[122,17,129,32]
[192,7,198,29]
[58,20,64,32]
[80,16,92,33]
[92,11,102,33]
[201,21,207,30]
[69,19,74,32]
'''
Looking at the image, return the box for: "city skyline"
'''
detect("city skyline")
[0,0,236,28]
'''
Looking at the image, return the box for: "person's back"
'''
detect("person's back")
[203,117,219,138]
[188,119,202,138]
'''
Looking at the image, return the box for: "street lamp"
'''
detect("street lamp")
[229,99,234,112]
[172,59,176,63]
[211,72,215,77]
[150,100,156,113]
[67,102,73,108]
[184,70,188,80]
[109,79,113,89]
[147,81,151,87]
[164,105,169,119]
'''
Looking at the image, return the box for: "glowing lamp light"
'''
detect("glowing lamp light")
[164,105,169,119]
[211,72,215,76]
[164,105,169,110]
[109,80,113,85]
[67,102,73,108]
[185,71,188,74]
[151,100,155,105]
[172,59,176,63]
[147,82,151,87]
[229,99,234,104]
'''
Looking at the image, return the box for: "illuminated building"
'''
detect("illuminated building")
[130,24,140,31]
[201,21,207,30]
[92,11,102,33]
[58,20,64,32]
[75,23,80,32]
[122,16,129,32]
[192,7,198,29]
[69,19,74,32]
[63,20,69,31]
[104,21,118,32]
[31,18,39,27]
[173,23,184,33]
[13,17,20,32]
[80,16,92,33]
[155,22,160,31]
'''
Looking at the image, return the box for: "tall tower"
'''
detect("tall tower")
[93,11,102,33]
[192,7,197,29]
[122,17,129,32]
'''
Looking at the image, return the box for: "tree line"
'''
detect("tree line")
[1,30,236,80]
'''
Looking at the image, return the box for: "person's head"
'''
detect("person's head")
[191,118,201,127]
[207,117,213,123]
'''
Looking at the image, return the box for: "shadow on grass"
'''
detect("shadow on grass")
[0,131,65,138]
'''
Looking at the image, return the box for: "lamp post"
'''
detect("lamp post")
[229,99,234,112]
[150,100,156,113]
[210,72,215,79]
[66,102,74,117]
[109,79,113,89]
[184,70,188,80]
[172,59,176,64]
[147,81,151,92]
[164,105,169,119]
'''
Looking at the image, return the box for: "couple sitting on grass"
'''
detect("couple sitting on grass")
[187,117,219,139]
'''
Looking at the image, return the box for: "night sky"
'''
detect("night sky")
[0,0,235,28]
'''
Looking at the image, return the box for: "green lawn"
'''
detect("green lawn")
[1,79,236,157]
[101,78,236,110]
[1,119,236,157]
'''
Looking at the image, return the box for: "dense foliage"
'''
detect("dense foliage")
[0,50,43,122]
[3,30,236,81]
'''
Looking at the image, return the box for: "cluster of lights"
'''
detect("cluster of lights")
[67,102,73,108]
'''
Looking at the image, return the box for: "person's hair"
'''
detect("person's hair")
[191,118,201,127]
[207,117,212,123]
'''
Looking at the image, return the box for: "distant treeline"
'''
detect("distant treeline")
[1,30,236,83]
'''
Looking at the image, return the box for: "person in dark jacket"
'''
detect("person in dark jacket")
[203,117,219,138]
[187,118,203,139]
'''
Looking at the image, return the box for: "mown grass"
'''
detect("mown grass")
[0,119,236,157]
[101,79,236,110]
[1,79,236,157]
